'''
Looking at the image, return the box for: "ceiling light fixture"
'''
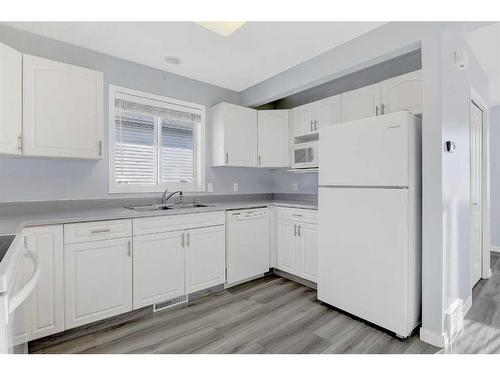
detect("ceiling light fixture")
[196,22,245,36]
[163,56,181,65]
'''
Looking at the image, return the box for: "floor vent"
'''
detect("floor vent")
[153,295,188,312]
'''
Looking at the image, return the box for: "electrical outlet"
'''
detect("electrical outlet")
[292,183,298,192]
[207,183,213,193]
[233,183,239,192]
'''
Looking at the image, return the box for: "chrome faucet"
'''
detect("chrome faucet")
[161,190,183,205]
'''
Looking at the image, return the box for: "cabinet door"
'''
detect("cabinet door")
[298,223,318,282]
[341,83,381,122]
[185,226,225,294]
[292,103,315,137]
[23,225,64,341]
[313,95,342,129]
[258,110,290,167]
[381,70,422,115]
[64,238,132,329]
[23,54,103,159]
[0,42,22,156]
[276,219,299,275]
[133,231,185,309]
[223,103,257,166]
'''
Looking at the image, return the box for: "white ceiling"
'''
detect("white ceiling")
[465,23,500,106]
[5,22,385,92]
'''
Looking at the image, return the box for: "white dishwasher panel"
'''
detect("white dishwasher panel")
[226,208,270,285]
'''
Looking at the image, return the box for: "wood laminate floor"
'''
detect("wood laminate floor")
[30,254,500,354]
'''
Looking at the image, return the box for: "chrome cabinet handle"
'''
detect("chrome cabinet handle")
[258,155,262,166]
[98,140,103,156]
[292,213,303,217]
[381,103,385,115]
[310,120,313,132]
[314,120,318,131]
[298,225,301,237]
[376,106,379,116]
[294,224,297,236]
[181,233,185,248]
[90,228,111,234]
[225,152,229,164]
[187,233,190,247]
[127,241,132,257]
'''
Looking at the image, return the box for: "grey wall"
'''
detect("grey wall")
[440,27,490,312]
[0,24,273,202]
[490,105,500,247]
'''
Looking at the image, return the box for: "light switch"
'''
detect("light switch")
[233,183,239,192]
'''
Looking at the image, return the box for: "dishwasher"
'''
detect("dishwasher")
[226,207,270,285]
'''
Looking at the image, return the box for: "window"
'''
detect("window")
[109,86,205,193]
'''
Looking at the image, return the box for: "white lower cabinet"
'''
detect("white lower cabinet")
[64,237,133,329]
[133,231,185,309]
[185,225,225,294]
[276,209,318,282]
[23,225,64,340]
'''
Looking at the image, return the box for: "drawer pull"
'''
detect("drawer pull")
[90,228,112,234]
[292,214,303,217]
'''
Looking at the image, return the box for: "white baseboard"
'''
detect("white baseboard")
[419,327,449,348]
[491,246,500,253]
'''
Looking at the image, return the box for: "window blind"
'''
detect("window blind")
[161,118,194,184]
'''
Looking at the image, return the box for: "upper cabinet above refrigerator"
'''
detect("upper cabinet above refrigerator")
[292,95,341,137]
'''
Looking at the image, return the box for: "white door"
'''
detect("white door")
[313,95,342,129]
[292,103,315,137]
[224,104,257,166]
[258,110,290,167]
[185,226,225,294]
[381,70,422,115]
[319,112,409,187]
[22,54,103,159]
[470,101,483,287]
[299,223,318,282]
[23,225,64,341]
[318,187,410,336]
[64,238,132,329]
[277,219,298,275]
[133,231,185,309]
[0,42,22,156]
[341,83,381,122]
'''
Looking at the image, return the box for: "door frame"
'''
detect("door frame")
[470,87,492,283]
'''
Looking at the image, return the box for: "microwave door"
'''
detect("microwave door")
[294,147,309,168]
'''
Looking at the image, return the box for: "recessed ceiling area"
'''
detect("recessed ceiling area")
[465,22,500,105]
[4,21,385,92]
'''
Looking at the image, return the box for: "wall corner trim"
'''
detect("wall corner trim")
[463,296,473,316]
[419,327,448,348]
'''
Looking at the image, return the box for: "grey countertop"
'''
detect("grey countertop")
[0,199,317,236]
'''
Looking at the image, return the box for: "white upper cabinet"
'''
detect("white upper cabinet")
[0,42,22,156]
[292,102,315,137]
[293,95,341,137]
[211,102,257,167]
[341,83,381,123]
[22,54,103,159]
[381,70,422,115]
[258,110,290,167]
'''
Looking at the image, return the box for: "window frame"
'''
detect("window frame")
[108,85,206,193]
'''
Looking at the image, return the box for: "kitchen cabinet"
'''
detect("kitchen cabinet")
[341,83,381,123]
[185,225,225,294]
[258,110,290,167]
[23,225,64,341]
[22,54,103,159]
[133,231,185,309]
[381,70,422,115]
[211,102,258,167]
[0,42,22,156]
[64,237,132,329]
[292,95,341,137]
[276,208,318,282]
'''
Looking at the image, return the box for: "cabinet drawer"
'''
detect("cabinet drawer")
[133,211,225,236]
[276,207,317,223]
[64,219,132,244]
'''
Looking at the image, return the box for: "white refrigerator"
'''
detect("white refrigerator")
[318,111,422,338]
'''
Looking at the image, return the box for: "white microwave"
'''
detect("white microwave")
[292,141,319,169]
